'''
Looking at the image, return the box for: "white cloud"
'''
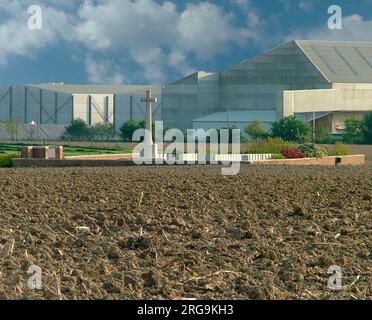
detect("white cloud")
[286,14,372,42]
[84,56,125,84]
[0,4,74,65]
[177,3,238,59]
[298,1,313,12]
[73,0,260,82]
[0,0,265,83]
[168,50,195,77]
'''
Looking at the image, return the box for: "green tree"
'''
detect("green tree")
[64,118,91,140]
[314,124,330,143]
[91,123,117,141]
[120,120,146,142]
[244,120,268,140]
[0,117,18,141]
[362,111,372,144]
[343,118,364,144]
[272,116,311,143]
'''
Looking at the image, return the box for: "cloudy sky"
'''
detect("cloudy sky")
[0,0,371,85]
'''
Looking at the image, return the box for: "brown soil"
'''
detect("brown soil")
[0,166,371,300]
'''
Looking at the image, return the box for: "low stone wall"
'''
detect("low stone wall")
[253,155,365,166]
[12,159,136,168]
[12,154,365,168]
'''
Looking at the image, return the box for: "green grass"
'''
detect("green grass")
[0,143,133,157]
[0,153,19,167]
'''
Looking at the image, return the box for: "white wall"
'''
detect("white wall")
[283,86,372,116]
[73,94,113,126]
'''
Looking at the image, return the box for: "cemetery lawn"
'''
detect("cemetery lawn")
[0,143,133,157]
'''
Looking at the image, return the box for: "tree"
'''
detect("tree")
[64,119,90,140]
[0,117,18,141]
[91,123,117,141]
[244,120,268,140]
[343,118,364,144]
[362,111,372,144]
[314,124,330,144]
[120,120,146,142]
[271,116,311,142]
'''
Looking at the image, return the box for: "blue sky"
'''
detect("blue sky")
[0,0,371,86]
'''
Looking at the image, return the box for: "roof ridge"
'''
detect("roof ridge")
[294,40,331,83]
[295,39,372,44]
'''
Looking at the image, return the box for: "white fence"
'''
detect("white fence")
[155,153,273,163]
[214,154,272,162]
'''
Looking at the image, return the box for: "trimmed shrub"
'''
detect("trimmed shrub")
[298,143,327,158]
[329,142,351,156]
[282,148,305,159]
[248,138,297,154]
[0,153,19,167]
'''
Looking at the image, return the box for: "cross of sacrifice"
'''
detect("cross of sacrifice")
[141,90,158,145]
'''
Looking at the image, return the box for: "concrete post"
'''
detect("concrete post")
[140,90,158,159]
[141,90,158,144]
[146,90,153,144]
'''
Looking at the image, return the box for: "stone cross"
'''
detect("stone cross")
[141,90,157,144]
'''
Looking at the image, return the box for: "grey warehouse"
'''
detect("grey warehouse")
[1,40,372,140]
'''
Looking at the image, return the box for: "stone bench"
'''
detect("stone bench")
[21,146,64,160]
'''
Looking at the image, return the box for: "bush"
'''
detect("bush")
[314,124,331,144]
[120,120,146,142]
[271,153,286,160]
[343,118,364,144]
[329,142,351,156]
[91,123,117,140]
[218,126,245,143]
[362,111,372,144]
[64,119,91,140]
[0,153,19,167]
[282,148,305,159]
[244,120,269,140]
[272,116,311,142]
[298,143,327,158]
[248,138,297,154]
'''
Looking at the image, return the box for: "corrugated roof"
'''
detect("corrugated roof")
[29,84,161,94]
[296,40,372,83]
[193,111,277,123]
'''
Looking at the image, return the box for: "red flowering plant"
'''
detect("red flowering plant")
[282,148,305,159]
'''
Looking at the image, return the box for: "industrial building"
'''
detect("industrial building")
[0,83,161,140]
[162,40,372,136]
[2,40,372,141]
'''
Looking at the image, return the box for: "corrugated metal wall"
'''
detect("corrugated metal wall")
[0,85,162,139]
[0,85,73,125]
[114,92,162,130]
